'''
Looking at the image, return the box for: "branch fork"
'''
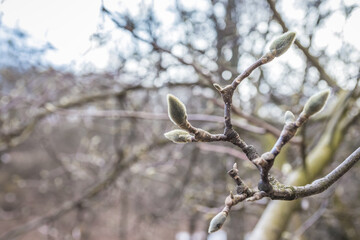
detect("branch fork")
[163,31,356,233]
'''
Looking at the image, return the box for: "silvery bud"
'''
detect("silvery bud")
[269,31,297,57]
[167,94,187,127]
[164,129,191,143]
[302,89,330,117]
[208,212,227,233]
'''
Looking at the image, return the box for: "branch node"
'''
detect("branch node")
[246,191,267,202]
[213,83,223,93]
[258,179,273,193]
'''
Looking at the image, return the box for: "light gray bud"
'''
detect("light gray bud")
[164,129,191,143]
[208,212,227,233]
[167,94,187,127]
[269,31,297,57]
[302,89,330,117]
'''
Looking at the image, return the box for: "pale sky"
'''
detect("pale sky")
[0,0,106,71]
[0,0,359,73]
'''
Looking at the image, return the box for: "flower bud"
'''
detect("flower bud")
[164,129,191,143]
[208,212,227,233]
[269,31,296,57]
[302,89,330,117]
[284,111,295,124]
[167,94,187,127]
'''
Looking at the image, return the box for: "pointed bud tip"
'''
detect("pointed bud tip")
[208,212,227,233]
[270,31,297,57]
[233,162,237,169]
[167,94,187,126]
[303,89,330,117]
[284,111,296,124]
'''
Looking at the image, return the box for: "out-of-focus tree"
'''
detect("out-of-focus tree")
[0,15,52,70]
[0,0,360,240]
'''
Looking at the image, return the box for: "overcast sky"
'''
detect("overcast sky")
[0,0,359,73]
[0,0,105,71]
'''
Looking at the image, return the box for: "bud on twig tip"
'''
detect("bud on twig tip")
[167,94,188,127]
[302,89,330,117]
[269,31,297,57]
[208,212,227,233]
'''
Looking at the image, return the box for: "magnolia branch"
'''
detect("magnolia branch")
[211,99,302,144]
[208,146,360,232]
[166,33,300,178]
[164,31,343,233]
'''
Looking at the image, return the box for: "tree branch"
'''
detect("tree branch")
[217,146,360,214]
[213,98,302,144]
[292,147,360,198]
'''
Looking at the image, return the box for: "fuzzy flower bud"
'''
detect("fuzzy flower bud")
[284,111,296,124]
[302,89,330,117]
[208,211,227,233]
[269,31,296,57]
[164,129,191,143]
[167,94,188,127]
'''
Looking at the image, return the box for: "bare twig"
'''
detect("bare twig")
[161,11,358,233]
[213,98,302,144]
[291,147,360,198]
[219,146,360,213]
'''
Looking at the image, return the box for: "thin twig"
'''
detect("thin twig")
[213,98,302,144]
[223,146,360,206]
